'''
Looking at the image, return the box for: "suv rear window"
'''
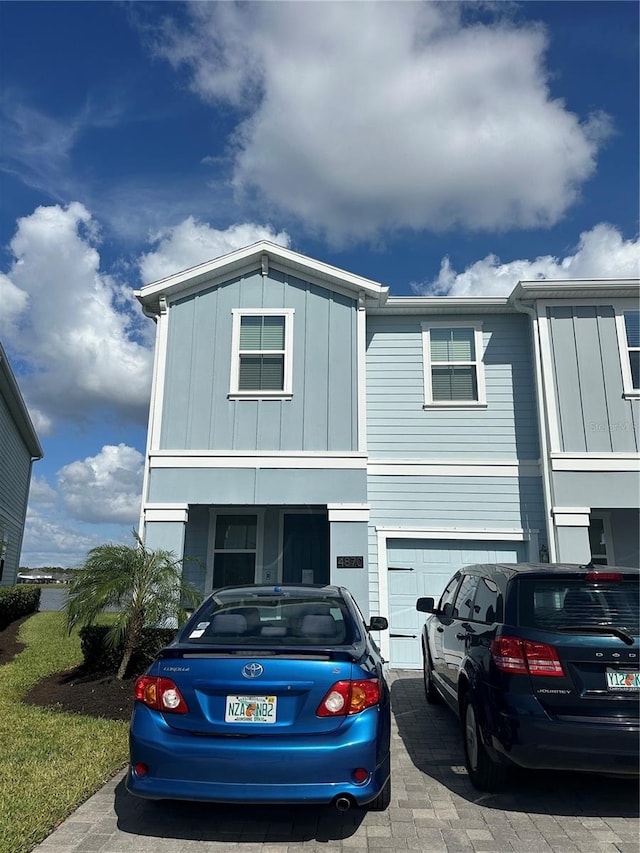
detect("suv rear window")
[182,594,354,645]
[517,576,639,634]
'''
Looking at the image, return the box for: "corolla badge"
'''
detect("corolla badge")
[242,662,264,679]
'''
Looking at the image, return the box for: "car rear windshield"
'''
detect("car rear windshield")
[517,575,639,635]
[182,594,355,645]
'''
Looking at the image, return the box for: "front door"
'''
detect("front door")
[282,513,329,585]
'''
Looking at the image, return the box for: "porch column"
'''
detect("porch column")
[552,507,591,564]
[142,505,189,567]
[328,504,370,619]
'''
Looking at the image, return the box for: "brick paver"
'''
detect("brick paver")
[32,671,639,853]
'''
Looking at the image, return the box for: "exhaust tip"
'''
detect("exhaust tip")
[334,795,353,812]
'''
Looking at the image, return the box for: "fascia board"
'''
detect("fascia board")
[367,296,513,315]
[510,279,640,303]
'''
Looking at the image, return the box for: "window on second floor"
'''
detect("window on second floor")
[230,309,294,398]
[617,308,639,398]
[421,321,486,406]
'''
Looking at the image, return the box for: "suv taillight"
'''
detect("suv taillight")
[491,637,564,677]
[134,676,189,713]
[585,572,623,582]
[316,679,380,716]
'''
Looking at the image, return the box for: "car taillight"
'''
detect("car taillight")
[585,572,623,582]
[491,637,564,677]
[316,679,380,716]
[134,676,188,713]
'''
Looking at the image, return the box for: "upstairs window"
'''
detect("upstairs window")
[230,309,294,397]
[617,309,639,398]
[422,321,486,406]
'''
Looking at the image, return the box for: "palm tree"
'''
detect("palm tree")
[65,531,201,679]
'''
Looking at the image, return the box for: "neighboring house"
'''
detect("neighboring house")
[135,242,639,668]
[0,341,42,586]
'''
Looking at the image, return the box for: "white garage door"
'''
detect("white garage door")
[387,538,526,669]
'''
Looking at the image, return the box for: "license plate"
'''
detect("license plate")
[225,695,277,723]
[606,669,640,691]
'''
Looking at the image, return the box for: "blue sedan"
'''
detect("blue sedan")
[127,584,391,811]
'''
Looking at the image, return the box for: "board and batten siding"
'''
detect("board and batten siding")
[160,268,358,453]
[365,313,539,460]
[548,305,639,453]
[0,397,33,585]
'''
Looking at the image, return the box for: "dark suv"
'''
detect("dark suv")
[416,563,639,790]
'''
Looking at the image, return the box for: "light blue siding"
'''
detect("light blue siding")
[366,313,539,460]
[549,306,639,453]
[148,467,367,506]
[161,269,358,452]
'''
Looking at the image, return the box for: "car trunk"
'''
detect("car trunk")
[155,648,357,735]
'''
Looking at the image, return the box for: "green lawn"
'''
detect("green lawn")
[0,612,129,853]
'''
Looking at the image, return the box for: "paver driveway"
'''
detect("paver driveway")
[34,671,639,853]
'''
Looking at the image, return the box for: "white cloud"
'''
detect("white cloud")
[139,218,290,283]
[58,444,144,525]
[0,203,153,430]
[414,224,640,296]
[150,3,611,242]
[28,476,58,509]
[21,508,102,569]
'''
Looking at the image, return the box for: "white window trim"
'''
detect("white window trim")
[421,320,486,407]
[205,509,264,592]
[229,308,294,399]
[615,304,640,399]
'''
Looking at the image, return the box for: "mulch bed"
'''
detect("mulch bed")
[1,616,137,722]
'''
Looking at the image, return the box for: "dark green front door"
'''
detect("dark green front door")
[282,513,329,585]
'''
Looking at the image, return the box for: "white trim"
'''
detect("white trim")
[230,308,294,397]
[368,459,540,477]
[550,453,640,472]
[145,507,189,523]
[327,505,370,522]
[149,452,367,469]
[615,305,640,399]
[552,507,591,527]
[376,525,535,662]
[536,305,561,454]
[376,526,532,541]
[421,319,486,406]
[357,292,368,453]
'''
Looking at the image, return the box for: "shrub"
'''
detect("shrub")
[78,625,177,677]
[0,586,41,630]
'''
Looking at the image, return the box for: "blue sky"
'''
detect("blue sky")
[1,1,638,567]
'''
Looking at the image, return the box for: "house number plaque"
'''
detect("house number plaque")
[336,556,364,568]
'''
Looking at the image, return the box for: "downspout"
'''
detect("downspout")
[512,298,557,562]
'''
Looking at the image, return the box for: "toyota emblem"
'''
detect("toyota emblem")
[242,662,264,679]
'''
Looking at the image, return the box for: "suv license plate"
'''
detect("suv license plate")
[606,669,640,691]
[225,695,277,723]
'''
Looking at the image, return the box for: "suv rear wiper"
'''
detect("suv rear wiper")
[556,625,635,646]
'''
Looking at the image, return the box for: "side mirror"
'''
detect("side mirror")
[367,616,388,631]
[416,597,436,613]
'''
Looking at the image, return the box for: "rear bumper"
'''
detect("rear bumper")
[492,711,640,776]
[127,703,390,805]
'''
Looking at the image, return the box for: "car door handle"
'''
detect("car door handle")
[456,632,468,640]
[436,626,444,633]
[390,633,417,639]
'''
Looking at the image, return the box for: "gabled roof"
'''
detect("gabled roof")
[0,341,43,460]
[135,240,390,316]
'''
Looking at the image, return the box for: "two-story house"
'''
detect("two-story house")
[135,242,639,669]
[0,340,42,586]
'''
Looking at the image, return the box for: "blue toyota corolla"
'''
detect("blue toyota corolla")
[127,584,391,811]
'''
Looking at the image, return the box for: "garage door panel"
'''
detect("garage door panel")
[388,538,526,669]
